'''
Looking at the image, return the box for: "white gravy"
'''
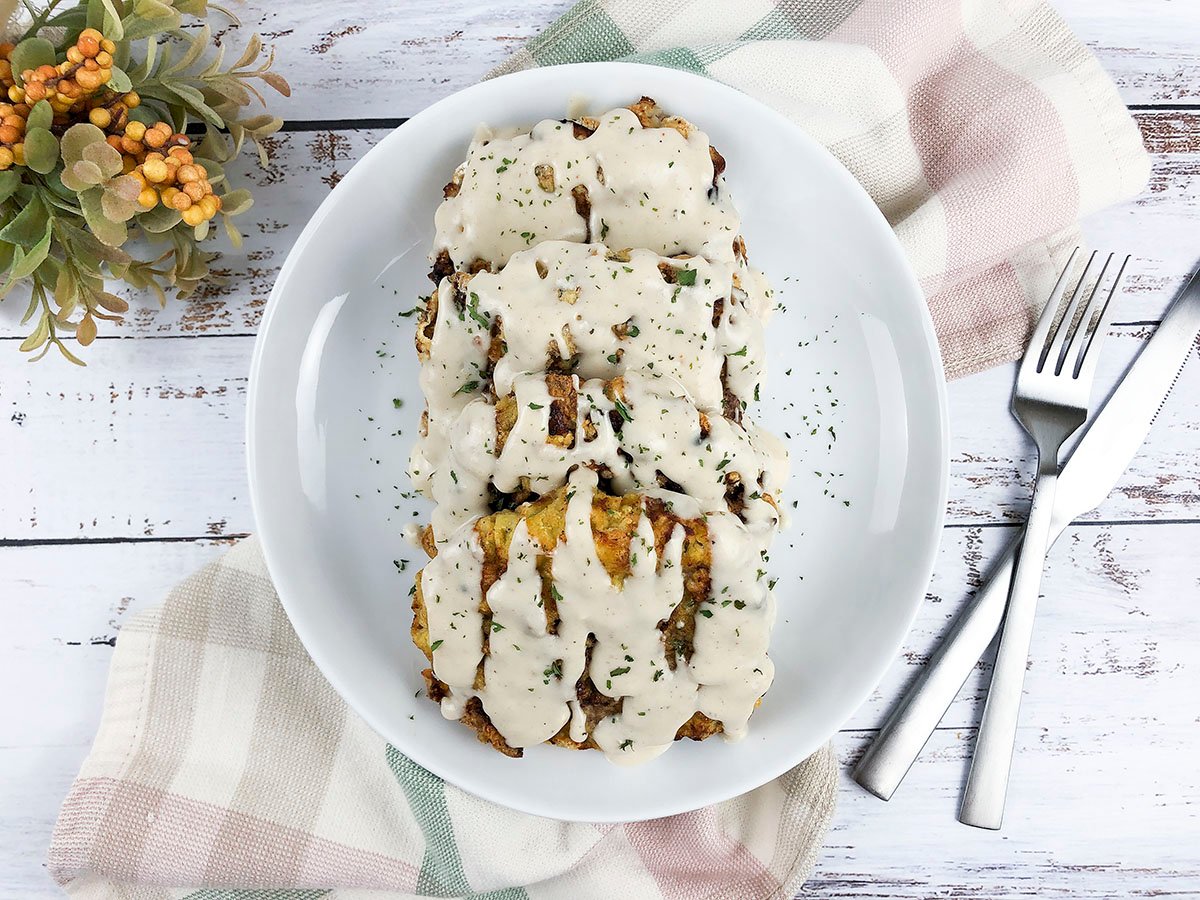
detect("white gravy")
[419,468,776,764]
[409,242,766,494]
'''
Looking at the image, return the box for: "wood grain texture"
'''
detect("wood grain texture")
[1,0,1199,897]
[178,0,1200,118]
[1,110,1195,341]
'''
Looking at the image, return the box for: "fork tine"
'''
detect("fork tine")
[1059,253,1115,373]
[1072,253,1130,381]
[1043,251,1101,375]
[1026,247,1081,376]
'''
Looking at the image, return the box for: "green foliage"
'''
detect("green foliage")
[0,0,290,364]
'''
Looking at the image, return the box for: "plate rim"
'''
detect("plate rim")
[247,60,950,822]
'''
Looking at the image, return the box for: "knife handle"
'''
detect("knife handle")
[852,533,1022,800]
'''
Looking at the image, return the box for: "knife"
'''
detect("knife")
[853,265,1200,801]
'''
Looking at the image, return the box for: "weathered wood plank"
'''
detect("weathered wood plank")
[2,322,1197,542]
[4,522,1197,895]
[6,521,1196,747]
[1,110,1194,343]
[812,726,1200,898]
[205,0,1200,118]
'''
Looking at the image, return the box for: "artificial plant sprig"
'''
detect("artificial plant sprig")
[0,0,289,363]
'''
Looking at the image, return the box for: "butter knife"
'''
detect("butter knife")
[854,265,1200,801]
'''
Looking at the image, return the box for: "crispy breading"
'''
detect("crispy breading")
[413,483,727,755]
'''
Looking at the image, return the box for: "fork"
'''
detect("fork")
[958,249,1126,829]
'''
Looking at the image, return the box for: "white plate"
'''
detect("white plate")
[247,62,948,823]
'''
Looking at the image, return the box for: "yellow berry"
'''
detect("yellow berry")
[182,205,206,227]
[160,187,179,207]
[122,91,140,108]
[95,50,113,68]
[12,142,24,165]
[144,127,166,149]
[182,181,205,202]
[170,191,192,211]
[88,107,111,129]
[7,85,24,103]
[74,68,102,91]
[137,187,158,209]
[0,146,12,169]
[100,38,116,54]
[77,35,100,58]
[176,164,199,184]
[119,136,142,155]
[22,82,45,102]
[124,120,146,142]
[142,157,169,183]
[121,153,136,174]
[0,124,19,144]
[66,46,84,64]
[198,195,219,219]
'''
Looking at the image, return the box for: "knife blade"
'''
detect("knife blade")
[853,265,1200,801]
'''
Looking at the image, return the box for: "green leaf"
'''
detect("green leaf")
[61,123,107,166]
[82,139,124,179]
[0,170,21,204]
[222,214,242,249]
[27,100,53,132]
[106,66,133,94]
[230,33,262,71]
[218,188,253,217]
[174,0,213,16]
[24,128,60,175]
[127,36,157,81]
[80,187,128,247]
[56,219,132,266]
[168,81,226,127]
[62,159,105,192]
[166,24,210,74]
[6,225,52,281]
[101,175,141,222]
[97,0,125,39]
[19,315,50,353]
[9,38,56,87]
[0,195,48,248]
[135,202,182,233]
[121,0,181,40]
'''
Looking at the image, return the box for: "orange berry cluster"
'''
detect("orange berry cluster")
[0,32,144,172]
[120,128,223,226]
[0,43,27,169]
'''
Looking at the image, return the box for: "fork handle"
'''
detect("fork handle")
[959,470,1060,830]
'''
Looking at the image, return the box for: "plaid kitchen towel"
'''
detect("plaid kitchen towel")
[495,0,1151,379]
[49,539,839,900]
[51,1,1148,897]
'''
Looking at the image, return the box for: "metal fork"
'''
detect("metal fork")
[958,249,1127,829]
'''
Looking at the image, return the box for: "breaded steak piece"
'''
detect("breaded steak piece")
[413,478,736,758]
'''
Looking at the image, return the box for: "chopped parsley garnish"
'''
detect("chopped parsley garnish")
[698,608,713,618]
[613,398,632,422]
[528,402,544,410]
[619,739,634,751]
[491,621,505,632]
[430,640,443,651]
[454,380,480,395]
[466,292,490,329]
[675,267,697,286]
[730,345,749,357]
[609,666,630,678]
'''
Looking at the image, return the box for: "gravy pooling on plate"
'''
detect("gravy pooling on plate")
[408,99,791,762]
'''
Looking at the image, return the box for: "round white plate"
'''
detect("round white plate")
[248,62,948,823]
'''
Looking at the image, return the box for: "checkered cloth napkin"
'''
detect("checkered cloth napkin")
[50,2,1149,898]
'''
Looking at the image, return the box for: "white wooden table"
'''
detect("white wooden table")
[3,1,1198,896]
